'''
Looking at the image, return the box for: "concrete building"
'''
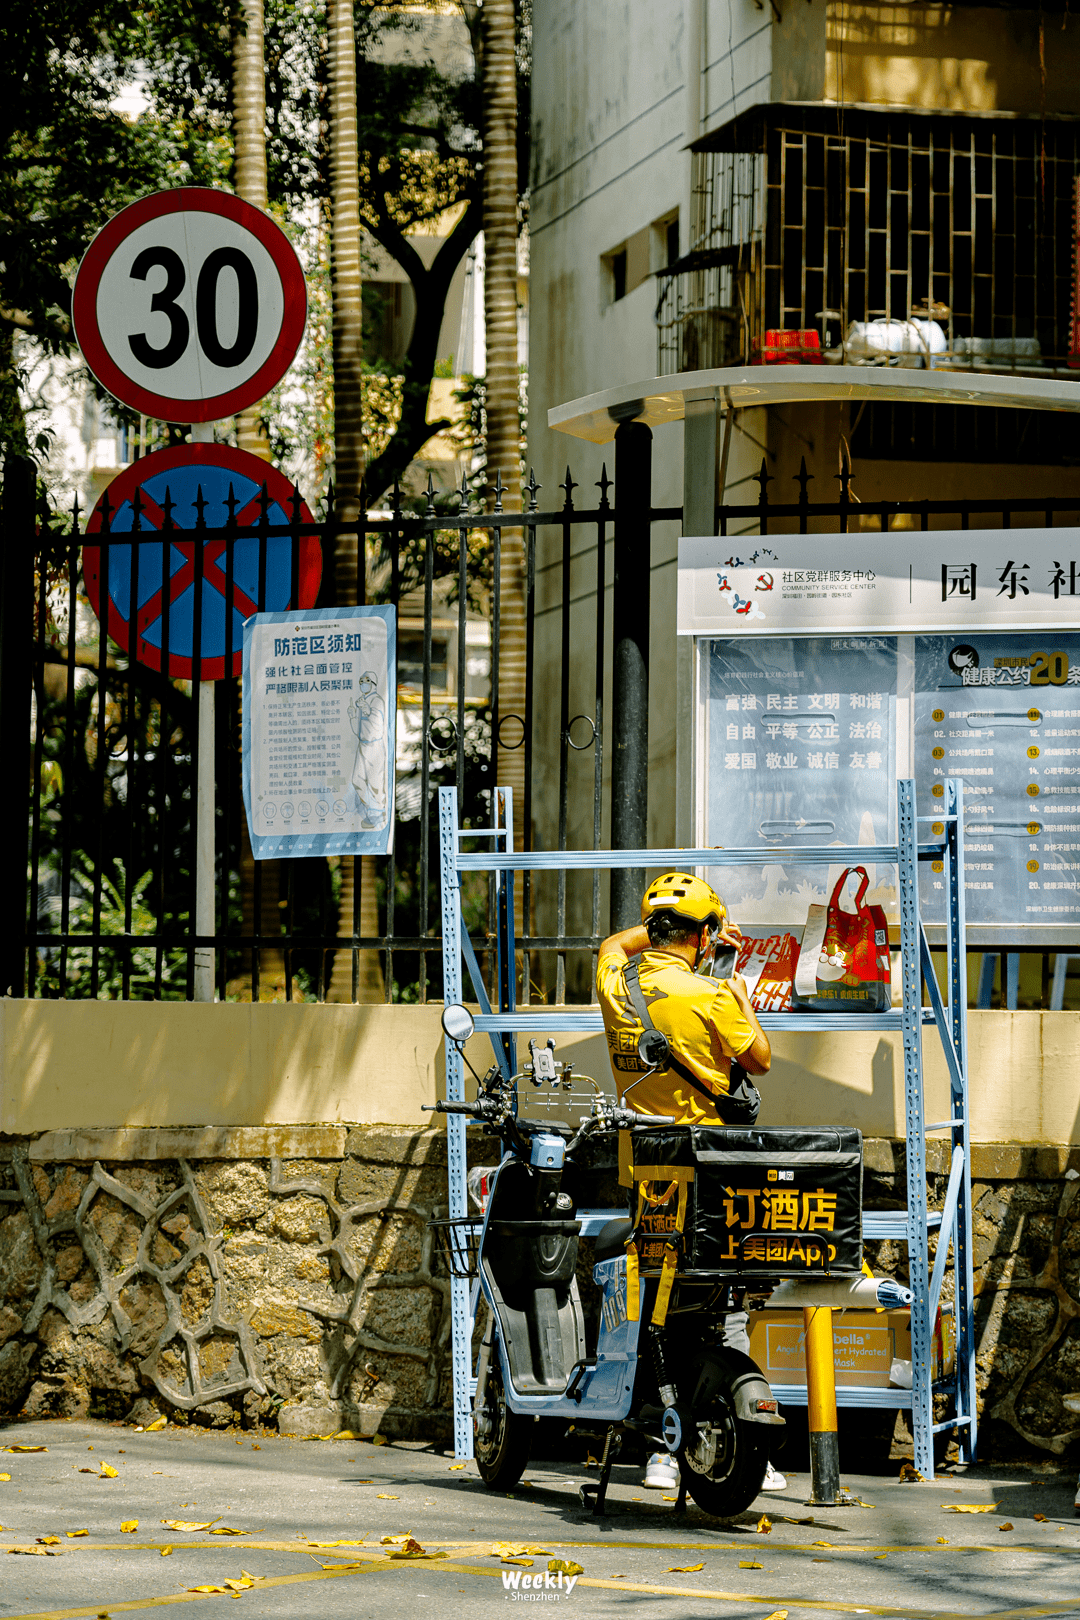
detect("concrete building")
[527,0,1080,885]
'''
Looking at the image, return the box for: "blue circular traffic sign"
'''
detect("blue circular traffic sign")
[84,444,322,679]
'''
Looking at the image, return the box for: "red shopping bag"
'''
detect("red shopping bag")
[793,866,892,1012]
[734,933,798,1011]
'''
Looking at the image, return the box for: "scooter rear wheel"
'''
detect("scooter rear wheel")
[474,1345,531,1490]
[678,1388,770,1520]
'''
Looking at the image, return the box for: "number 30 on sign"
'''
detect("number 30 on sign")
[72,188,306,424]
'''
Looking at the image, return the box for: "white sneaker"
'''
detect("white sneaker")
[761,1462,787,1491]
[644,1451,679,1490]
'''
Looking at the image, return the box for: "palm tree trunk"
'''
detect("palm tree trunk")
[326,0,383,1003]
[232,0,272,461]
[481,0,524,821]
[481,0,527,995]
[231,0,284,993]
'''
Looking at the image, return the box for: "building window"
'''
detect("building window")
[609,248,627,302]
[666,217,679,266]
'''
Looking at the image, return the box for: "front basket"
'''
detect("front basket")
[429,1216,483,1280]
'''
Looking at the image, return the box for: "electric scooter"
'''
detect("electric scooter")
[430,1005,787,1518]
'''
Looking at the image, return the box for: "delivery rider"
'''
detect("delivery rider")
[596,872,770,1125]
[596,872,785,1493]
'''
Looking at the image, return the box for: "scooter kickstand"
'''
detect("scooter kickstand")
[577,1427,621,1516]
[673,1474,689,1514]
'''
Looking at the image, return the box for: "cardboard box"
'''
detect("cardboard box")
[748,1308,955,1388]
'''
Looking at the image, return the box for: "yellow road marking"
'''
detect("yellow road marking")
[2,1559,387,1620]
[2,1535,1071,1557]
[5,1544,1080,1620]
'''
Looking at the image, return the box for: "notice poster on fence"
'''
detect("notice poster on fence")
[242,605,396,859]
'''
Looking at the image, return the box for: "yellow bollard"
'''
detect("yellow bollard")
[803,1305,841,1505]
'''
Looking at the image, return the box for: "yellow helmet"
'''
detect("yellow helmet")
[641,872,726,929]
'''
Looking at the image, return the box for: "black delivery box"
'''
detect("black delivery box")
[630,1126,863,1278]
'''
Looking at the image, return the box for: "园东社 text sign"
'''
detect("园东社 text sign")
[242,606,395,859]
[677,531,1080,637]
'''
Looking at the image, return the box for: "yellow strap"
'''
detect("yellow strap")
[649,1179,690,1329]
[652,1243,678,1326]
[625,1240,640,1321]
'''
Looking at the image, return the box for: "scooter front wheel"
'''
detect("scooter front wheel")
[474,1343,531,1490]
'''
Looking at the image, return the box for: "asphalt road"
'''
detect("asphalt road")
[1,1417,1078,1619]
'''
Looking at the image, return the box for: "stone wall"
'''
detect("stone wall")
[862,1139,1080,1456]
[0,1126,470,1440]
[2,1127,1079,1456]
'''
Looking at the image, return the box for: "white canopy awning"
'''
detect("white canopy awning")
[548,364,1080,444]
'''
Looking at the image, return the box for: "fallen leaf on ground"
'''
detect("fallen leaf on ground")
[371,1435,388,1446]
[548,1560,584,1576]
[739,1560,763,1569]
[145,1417,167,1432]
[661,1494,678,1502]
[160,1547,173,1557]
[8,1545,62,1556]
[310,1540,366,1548]
[120,1521,138,1533]
[380,1535,411,1545]
[223,1578,255,1591]
[811,1541,833,1549]
[251,1445,261,1451]
[0,1474,9,1482]
[188,1586,230,1594]
[162,1520,220,1532]
[999,1523,1014,1532]
[3,1445,47,1453]
[333,1431,359,1440]
[499,1557,533,1568]
[353,1480,374,1485]
[448,1463,465,1471]
[98,1464,118,1479]
[898,1463,924,1482]
[945,1504,997,1513]
[755,1514,771,1534]
[852,1500,875,1509]
[1034,1513,1048,1522]
[668,1562,705,1573]
[78,1468,95,1474]
[209,1526,247,1535]
[873,1554,887,1560]
[66,1530,88,1538]
[762,1612,788,1620]
[376,1494,399,1500]
[388,1538,448,1561]
[936,1537,948,1545]
[491,1544,551,1558]
[36,1536,61,1545]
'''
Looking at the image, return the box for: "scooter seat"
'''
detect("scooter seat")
[593,1217,633,1264]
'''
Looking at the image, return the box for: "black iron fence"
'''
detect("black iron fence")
[6,437,1080,1009]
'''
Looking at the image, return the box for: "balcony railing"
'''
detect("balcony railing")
[657,105,1080,383]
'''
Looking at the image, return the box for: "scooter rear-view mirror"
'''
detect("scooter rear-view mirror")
[441,1004,475,1045]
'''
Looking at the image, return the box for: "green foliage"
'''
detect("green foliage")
[0,0,238,459]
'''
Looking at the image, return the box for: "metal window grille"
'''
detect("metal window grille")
[658,107,1080,376]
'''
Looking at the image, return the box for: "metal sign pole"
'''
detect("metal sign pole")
[192,422,215,1001]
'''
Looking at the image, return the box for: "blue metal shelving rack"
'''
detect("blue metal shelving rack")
[438,778,975,1479]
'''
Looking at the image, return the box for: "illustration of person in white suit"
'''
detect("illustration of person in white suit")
[348,671,387,829]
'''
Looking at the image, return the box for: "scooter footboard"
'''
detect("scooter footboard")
[483,1221,586,1396]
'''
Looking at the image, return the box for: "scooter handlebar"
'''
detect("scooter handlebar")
[423,1100,490,1117]
[615,1110,678,1128]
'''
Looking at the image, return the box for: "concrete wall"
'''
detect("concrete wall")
[3,997,1080,1146]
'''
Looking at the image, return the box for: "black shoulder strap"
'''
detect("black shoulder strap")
[621,960,721,1104]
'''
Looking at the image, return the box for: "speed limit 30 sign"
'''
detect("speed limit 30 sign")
[72,188,306,423]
